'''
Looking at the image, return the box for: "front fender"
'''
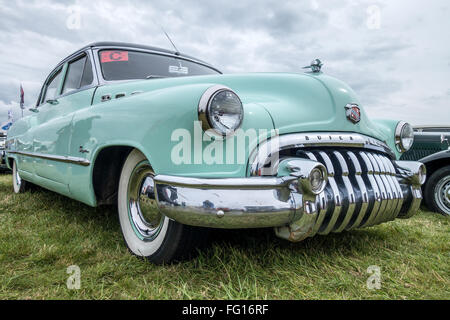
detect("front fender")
[371,118,402,159]
[74,82,275,178]
[420,149,450,164]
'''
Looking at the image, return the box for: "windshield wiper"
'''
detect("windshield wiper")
[146,75,167,79]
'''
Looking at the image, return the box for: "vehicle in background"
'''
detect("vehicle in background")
[401,126,450,215]
[0,132,9,172]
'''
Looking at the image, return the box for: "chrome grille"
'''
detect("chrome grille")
[297,149,403,235]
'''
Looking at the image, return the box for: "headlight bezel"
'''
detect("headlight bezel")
[395,121,414,153]
[198,85,244,137]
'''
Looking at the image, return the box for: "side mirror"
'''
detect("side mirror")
[29,108,39,113]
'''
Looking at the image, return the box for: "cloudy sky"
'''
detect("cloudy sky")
[0,0,449,128]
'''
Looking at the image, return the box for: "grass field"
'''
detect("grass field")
[0,172,448,300]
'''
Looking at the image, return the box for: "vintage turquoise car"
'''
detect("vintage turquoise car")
[5,42,426,263]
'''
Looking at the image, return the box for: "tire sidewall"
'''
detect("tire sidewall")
[117,149,170,257]
[425,165,450,215]
[12,160,24,193]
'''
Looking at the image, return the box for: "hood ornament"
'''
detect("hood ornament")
[303,59,323,73]
[345,103,361,124]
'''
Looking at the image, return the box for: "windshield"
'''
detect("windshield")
[98,49,220,81]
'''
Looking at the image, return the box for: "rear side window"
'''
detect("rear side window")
[62,55,94,94]
[42,69,62,102]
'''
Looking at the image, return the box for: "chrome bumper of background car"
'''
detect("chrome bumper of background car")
[153,156,425,242]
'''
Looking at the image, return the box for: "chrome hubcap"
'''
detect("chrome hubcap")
[435,175,450,215]
[127,161,163,240]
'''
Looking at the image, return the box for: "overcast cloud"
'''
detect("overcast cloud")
[0,0,449,127]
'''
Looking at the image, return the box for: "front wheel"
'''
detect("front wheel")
[424,165,450,215]
[12,160,28,193]
[117,149,207,264]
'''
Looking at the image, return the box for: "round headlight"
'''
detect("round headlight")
[395,121,414,152]
[198,85,243,136]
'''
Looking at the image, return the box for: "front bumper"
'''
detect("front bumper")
[153,155,425,242]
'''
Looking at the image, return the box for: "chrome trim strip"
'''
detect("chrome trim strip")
[154,174,296,189]
[6,150,90,166]
[248,132,395,176]
[333,151,356,232]
[345,151,369,230]
[316,151,342,235]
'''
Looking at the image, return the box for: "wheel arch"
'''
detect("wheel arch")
[7,155,16,170]
[91,144,152,205]
[420,152,450,185]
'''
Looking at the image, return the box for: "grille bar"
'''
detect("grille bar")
[344,151,369,230]
[316,151,343,235]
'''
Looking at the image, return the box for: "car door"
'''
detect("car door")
[32,51,97,188]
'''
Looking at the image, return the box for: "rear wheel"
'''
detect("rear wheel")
[117,149,207,264]
[12,160,28,193]
[424,165,450,215]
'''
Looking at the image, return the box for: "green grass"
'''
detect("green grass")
[0,173,448,300]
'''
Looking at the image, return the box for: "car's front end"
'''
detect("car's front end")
[153,130,425,242]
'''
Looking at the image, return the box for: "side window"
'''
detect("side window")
[80,57,93,87]
[42,69,62,103]
[62,54,93,94]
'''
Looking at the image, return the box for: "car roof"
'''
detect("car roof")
[57,41,217,70]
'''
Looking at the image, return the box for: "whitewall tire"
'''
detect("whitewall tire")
[117,149,207,264]
[12,160,27,193]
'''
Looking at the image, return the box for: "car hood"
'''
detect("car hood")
[94,72,389,143]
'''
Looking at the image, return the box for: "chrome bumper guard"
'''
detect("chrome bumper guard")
[153,154,425,242]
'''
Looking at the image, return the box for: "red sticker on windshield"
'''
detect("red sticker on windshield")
[100,51,129,63]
